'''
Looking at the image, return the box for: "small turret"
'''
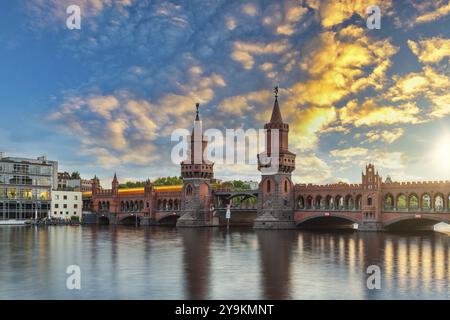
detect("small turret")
[112,173,119,195]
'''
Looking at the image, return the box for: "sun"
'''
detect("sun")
[430,132,450,175]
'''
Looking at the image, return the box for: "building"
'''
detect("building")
[51,190,82,221]
[84,88,450,231]
[0,153,58,220]
[81,179,93,192]
[57,172,81,191]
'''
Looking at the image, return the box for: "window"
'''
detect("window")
[266,180,271,193]
[74,204,78,209]
[284,180,288,193]
[367,197,373,206]
[56,195,59,200]
[63,195,67,200]
[55,204,59,209]
[74,196,78,200]
[63,204,67,209]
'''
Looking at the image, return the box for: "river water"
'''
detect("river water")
[0,226,449,300]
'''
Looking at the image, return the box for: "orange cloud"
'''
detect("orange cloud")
[408,37,450,64]
[340,99,421,127]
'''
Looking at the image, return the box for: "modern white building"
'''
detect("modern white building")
[51,190,82,221]
[0,153,58,221]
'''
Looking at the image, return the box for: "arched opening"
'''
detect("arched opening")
[185,184,193,196]
[139,200,144,211]
[126,201,130,211]
[345,195,353,210]
[385,217,444,231]
[120,201,124,211]
[120,215,140,226]
[435,194,444,212]
[284,180,288,193]
[297,196,305,209]
[397,194,407,210]
[266,179,271,193]
[325,195,333,210]
[158,214,179,226]
[355,195,362,210]
[367,196,373,206]
[157,199,162,210]
[384,194,393,210]
[409,194,419,210]
[168,199,173,210]
[163,199,167,211]
[174,199,179,210]
[336,195,343,210]
[421,194,431,210]
[98,216,109,225]
[315,195,322,209]
[297,216,357,230]
[306,195,313,209]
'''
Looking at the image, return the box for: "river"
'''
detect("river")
[0,226,449,299]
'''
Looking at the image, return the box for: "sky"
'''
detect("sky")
[0,0,449,186]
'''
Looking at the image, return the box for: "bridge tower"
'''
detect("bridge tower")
[359,163,384,231]
[254,87,297,229]
[177,103,215,227]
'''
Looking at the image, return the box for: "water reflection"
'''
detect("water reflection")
[0,226,449,299]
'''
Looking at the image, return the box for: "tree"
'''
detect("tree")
[154,176,183,186]
[71,171,81,179]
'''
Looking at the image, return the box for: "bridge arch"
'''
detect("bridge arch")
[384,215,450,231]
[98,215,109,225]
[119,214,141,225]
[296,214,358,230]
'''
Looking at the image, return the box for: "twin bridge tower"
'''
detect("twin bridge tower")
[91,87,450,230]
[177,88,297,229]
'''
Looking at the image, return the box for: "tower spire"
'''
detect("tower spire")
[195,102,200,121]
[270,86,283,124]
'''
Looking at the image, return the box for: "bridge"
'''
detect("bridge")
[294,208,450,231]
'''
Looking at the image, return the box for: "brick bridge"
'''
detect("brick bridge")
[84,91,450,231]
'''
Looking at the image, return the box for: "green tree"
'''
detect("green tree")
[154,176,183,186]
[71,171,81,179]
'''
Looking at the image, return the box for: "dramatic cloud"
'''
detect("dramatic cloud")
[415,1,450,24]
[363,128,405,144]
[340,99,421,127]
[408,37,450,64]
[303,0,393,28]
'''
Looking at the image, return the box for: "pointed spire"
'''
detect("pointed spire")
[269,86,283,124]
[113,173,118,182]
[195,103,200,121]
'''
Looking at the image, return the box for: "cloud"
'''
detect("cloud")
[289,28,398,107]
[429,93,450,118]
[408,37,450,64]
[340,99,421,127]
[330,147,368,158]
[217,90,272,116]
[293,153,332,184]
[231,40,291,70]
[303,0,393,28]
[415,1,450,24]
[25,0,133,29]
[363,128,405,144]
[50,69,226,168]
